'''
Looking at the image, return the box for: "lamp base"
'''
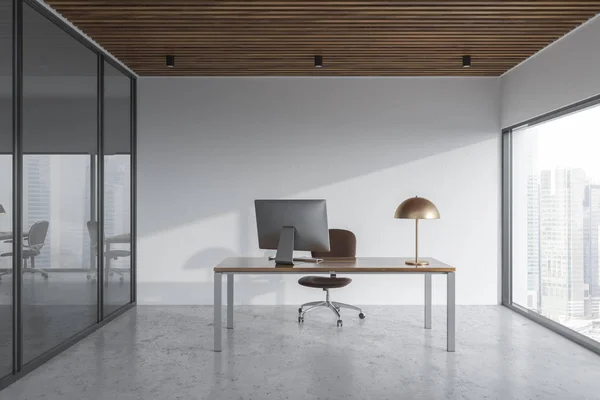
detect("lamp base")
[405,260,429,266]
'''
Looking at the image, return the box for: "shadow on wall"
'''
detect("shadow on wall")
[137,77,500,305]
[181,247,287,305]
[141,246,285,305]
[183,248,237,271]
[139,78,497,235]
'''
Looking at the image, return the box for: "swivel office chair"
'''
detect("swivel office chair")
[0,220,50,280]
[86,221,130,282]
[297,229,365,327]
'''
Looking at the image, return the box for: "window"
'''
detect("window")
[509,103,600,345]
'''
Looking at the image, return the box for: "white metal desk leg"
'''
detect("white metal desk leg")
[447,272,456,352]
[227,274,234,329]
[214,272,222,352]
[105,242,111,285]
[425,273,432,329]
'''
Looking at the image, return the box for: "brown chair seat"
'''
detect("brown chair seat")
[298,276,352,289]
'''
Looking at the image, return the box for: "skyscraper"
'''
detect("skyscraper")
[527,174,541,311]
[22,155,91,271]
[539,168,586,321]
[23,155,52,269]
[104,156,130,271]
[585,185,600,317]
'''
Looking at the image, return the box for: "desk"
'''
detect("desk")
[0,232,28,241]
[103,233,131,281]
[106,233,130,244]
[213,257,456,352]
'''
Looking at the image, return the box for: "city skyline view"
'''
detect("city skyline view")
[0,154,130,272]
[513,104,600,343]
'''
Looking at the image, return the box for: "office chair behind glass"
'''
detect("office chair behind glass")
[0,220,50,280]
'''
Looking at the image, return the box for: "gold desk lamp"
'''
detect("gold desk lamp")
[394,196,440,266]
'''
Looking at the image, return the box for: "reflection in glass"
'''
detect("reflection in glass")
[0,0,12,379]
[103,62,131,316]
[22,3,97,364]
[512,104,600,343]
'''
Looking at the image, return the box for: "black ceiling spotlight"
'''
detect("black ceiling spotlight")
[462,55,471,68]
[166,55,175,68]
[314,55,323,68]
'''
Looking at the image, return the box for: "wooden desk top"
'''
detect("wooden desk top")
[214,257,455,273]
[105,233,130,244]
[0,232,28,241]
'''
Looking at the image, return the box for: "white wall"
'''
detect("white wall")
[501,15,600,128]
[138,77,501,305]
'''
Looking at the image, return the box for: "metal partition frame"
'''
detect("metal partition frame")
[130,78,137,304]
[0,0,137,390]
[501,131,512,307]
[11,0,23,376]
[97,53,105,322]
[502,95,600,357]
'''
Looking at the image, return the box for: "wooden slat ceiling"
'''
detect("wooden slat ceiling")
[45,0,600,76]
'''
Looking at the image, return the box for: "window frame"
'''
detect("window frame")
[502,94,600,357]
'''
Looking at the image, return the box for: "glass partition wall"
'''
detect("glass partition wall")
[0,0,14,381]
[103,62,132,317]
[503,99,600,355]
[0,0,136,389]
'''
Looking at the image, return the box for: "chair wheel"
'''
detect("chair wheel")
[359,312,366,319]
[298,308,302,314]
[298,316,304,323]
[86,274,91,280]
[337,320,343,327]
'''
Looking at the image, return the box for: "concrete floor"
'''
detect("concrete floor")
[0,272,131,377]
[1,305,600,400]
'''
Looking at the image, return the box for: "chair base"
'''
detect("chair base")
[86,268,126,283]
[298,288,365,327]
[0,268,49,280]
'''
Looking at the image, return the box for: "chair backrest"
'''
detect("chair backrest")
[311,229,356,258]
[28,220,49,250]
[87,221,98,251]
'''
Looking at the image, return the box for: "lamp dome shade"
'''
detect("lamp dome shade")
[394,196,440,219]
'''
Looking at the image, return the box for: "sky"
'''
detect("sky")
[517,103,600,182]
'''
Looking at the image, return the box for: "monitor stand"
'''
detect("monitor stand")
[274,226,295,265]
[268,226,323,266]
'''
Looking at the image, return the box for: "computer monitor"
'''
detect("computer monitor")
[255,199,330,265]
